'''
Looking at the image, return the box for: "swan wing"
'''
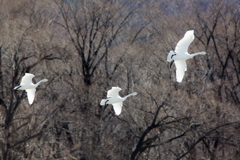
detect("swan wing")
[20,73,35,85]
[175,30,194,54]
[26,88,36,105]
[174,60,187,83]
[107,87,122,98]
[112,101,123,115]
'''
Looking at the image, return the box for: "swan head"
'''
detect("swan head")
[131,92,138,96]
[167,50,175,62]
[42,79,48,82]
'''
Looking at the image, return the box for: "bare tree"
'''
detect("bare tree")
[54,0,144,85]
[0,0,240,160]
[0,1,63,159]
[185,0,240,104]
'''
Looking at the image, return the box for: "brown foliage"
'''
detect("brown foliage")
[0,0,240,160]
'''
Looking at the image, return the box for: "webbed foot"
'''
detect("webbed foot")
[170,60,174,69]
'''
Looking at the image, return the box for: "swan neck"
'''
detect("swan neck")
[123,93,134,100]
[191,52,205,57]
[35,79,45,87]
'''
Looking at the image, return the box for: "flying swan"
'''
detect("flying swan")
[167,30,206,82]
[100,87,138,115]
[14,73,48,105]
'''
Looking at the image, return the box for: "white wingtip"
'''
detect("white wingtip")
[25,73,35,77]
[185,30,194,37]
[114,107,121,115]
[177,79,183,83]
[26,88,36,105]
[112,102,123,116]
[28,95,34,105]
[187,30,194,33]
[115,112,121,116]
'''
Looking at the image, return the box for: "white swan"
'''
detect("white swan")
[100,87,138,115]
[14,73,48,105]
[167,30,206,82]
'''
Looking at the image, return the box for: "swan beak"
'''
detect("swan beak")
[136,93,139,95]
[205,52,207,55]
[47,79,48,82]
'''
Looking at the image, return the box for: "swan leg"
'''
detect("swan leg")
[171,54,176,59]
[103,105,108,112]
[105,100,109,105]
[170,60,174,69]
[103,100,109,112]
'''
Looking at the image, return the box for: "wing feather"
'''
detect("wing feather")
[107,87,122,98]
[175,30,194,54]
[112,101,123,115]
[26,88,36,105]
[21,73,34,85]
[174,60,187,83]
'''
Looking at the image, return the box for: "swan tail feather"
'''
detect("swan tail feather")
[100,99,108,106]
[14,85,21,90]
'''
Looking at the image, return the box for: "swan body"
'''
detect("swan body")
[167,30,206,82]
[14,73,48,105]
[100,87,138,115]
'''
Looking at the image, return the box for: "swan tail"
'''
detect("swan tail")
[14,85,21,90]
[100,99,108,106]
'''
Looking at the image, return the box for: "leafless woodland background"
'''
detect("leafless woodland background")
[0,0,240,159]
